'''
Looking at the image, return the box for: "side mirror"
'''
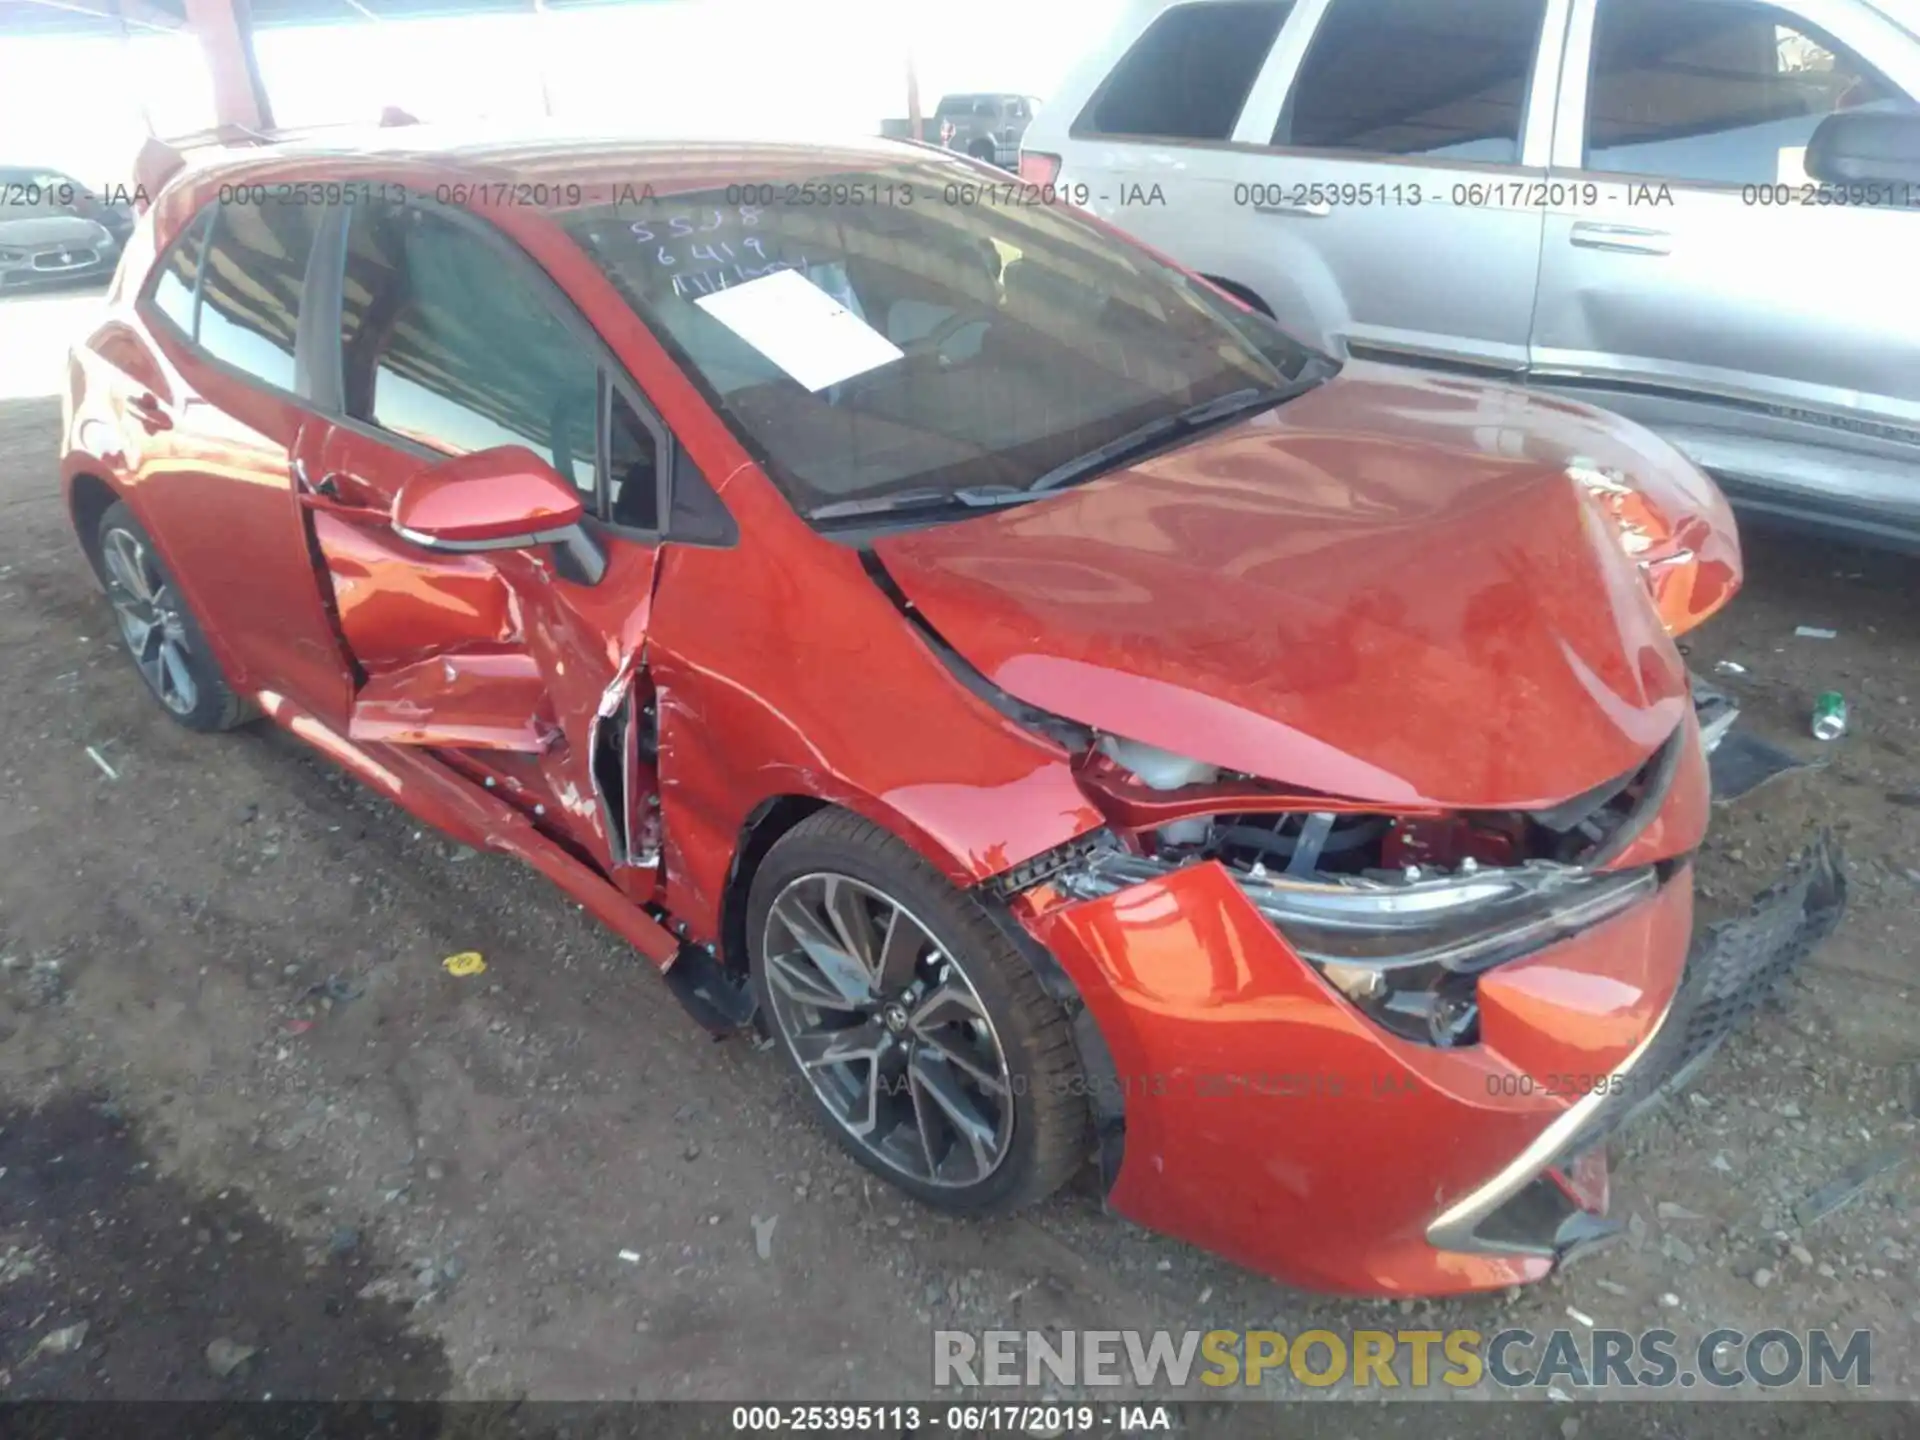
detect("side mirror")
[1806,109,1920,187]
[392,445,606,583]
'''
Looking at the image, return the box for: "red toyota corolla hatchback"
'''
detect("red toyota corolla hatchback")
[61,131,1841,1296]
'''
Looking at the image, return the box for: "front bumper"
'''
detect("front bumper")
[1023,837,1843,1296]
[1427,836,1845,1268]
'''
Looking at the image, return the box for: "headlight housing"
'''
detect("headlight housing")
[1067,733,1681,1052]
[1066,732,1675,1047]
[0,248,24,262]
[1058,849,1658,1046]
[1568,456,1738,637]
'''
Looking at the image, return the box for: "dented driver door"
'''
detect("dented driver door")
[291,196,673,895]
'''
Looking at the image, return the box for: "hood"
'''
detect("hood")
[873,363,1733,811]
[0,214,109,248]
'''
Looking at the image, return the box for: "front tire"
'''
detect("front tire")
[96,500,248,732]
[747,809,1090,1215]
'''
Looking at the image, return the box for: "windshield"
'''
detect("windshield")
[563,156,1325,521]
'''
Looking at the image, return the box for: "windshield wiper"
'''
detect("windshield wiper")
[806,380,1320,524]
[807,485,1034,523]
[1027,384,1309,494]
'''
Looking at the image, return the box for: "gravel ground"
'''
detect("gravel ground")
[0,287,1915,1429]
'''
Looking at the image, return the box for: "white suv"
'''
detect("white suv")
[1020,0,1920,548]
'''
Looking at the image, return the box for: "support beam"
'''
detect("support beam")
[906,48,922,144]
[529,0,554,118]
[113,0,158,137]
[180,0,273,133]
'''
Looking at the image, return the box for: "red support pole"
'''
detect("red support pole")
[906,50,922,143]
[180,0,274,133]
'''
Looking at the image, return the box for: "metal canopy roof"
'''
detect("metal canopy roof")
[0,0,181,36]
[0,0,648,37]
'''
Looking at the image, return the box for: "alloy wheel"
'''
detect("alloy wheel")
[102,526,198,716]
[761,872,1015,1187]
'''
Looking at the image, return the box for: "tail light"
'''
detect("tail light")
[1018,151,1062,187]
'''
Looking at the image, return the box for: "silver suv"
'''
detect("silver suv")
[1021,0,1920,548]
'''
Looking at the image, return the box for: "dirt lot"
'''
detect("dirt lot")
[0,286,1915,1428]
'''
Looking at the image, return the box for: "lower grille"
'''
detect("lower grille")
[1564,833,1846,1159]
[1430,835,1846,1259]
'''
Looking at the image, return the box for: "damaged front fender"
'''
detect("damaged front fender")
[636,533,1107,951]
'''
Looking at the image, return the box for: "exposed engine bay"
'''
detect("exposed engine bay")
[1058,729,1690,1051]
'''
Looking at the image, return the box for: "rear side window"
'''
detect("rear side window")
[607,389,660,530]
[1081,1,1293,141]
[337,200,600,501]
[148,208,212,337]
[1275,0,1550,162]
[194,199,325,391]
[1585,0,1914,185]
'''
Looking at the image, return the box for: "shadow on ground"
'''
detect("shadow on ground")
[1,1095,451,1400]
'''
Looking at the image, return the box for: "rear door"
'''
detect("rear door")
[122,193,356,722]
[1531,0,1920,518]
[1228,0,1568,370]
[295,196,675,887]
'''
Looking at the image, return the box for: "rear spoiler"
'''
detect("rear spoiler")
[131,125,273,212]
[130,109,418,212]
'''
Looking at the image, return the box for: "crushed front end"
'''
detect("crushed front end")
[1422,838,1844,1269]
[1011,713,1844,1296]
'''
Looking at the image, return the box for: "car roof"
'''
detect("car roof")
[1877,0,1920,39]
[169,124,949,201]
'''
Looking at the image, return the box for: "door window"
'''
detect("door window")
[1586,0,1914,184]
[148,207,212,337]
[1081,1,1294,141]
[338,200,601,502]
[195,199,326,391]
[1275,0,1550,162]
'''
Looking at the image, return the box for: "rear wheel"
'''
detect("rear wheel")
[97,501,248,732]
[747,809,1089,1214]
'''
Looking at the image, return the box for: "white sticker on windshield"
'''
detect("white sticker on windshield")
[693,267,904,393]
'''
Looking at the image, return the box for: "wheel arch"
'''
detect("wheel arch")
[718,794,833,979]
[67,470,123,582]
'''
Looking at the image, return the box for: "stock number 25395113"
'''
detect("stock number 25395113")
[730,1407,921,1430]
[724,182,919,207]
[216,181,415,207]
[1234,181,1425,207]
